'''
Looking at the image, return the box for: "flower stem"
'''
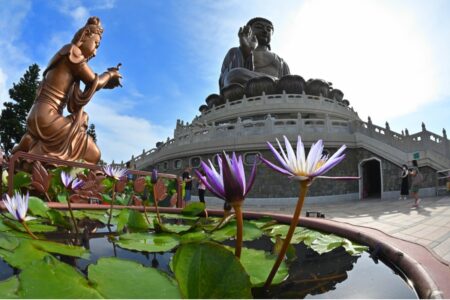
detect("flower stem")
[232,202,244,259]
[66,194,79,236]
[264,181,309,289]
[21,221,38,239]
[153,187,162,224]
[107,183,116,228]
[142,201,151,225]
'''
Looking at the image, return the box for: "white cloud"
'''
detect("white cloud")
[84,98,172,164]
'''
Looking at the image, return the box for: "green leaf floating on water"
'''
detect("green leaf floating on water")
[31,239,90,259]
[127,209,151,230]
[27,196,49,218]
[160,213,198,221]
[0,238,89,269]
[2,218,57,233]
[0,241,48,269]
[173,241,252,299]
[179,230,208,243]
[88,257,181,299]
[224,246,288,287]
[117,232,180,252]
[72,210,109,224]
[116,208,130,232]
[210,220,263,242]
[310,234,368,255]
[17,256,102,298]
[156,222,193,234]
[0,233,20,251]
[268,225,367,255]
[181,201,205,216]
[0,277,19,299]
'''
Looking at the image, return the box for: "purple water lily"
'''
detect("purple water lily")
[260,135,358,183]
[103,165,128,181]
[195,152,257,259]
[195,152,257,204]
[3,192,38,239]
[61,171,84,190]
[3,192,31,222]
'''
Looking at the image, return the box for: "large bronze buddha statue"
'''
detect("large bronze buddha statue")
[12,17,122,164]
[219,17,290,91]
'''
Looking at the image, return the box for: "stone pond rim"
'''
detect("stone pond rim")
[44,202,450,299]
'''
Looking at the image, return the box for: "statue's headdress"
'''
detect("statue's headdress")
[72,16,104,44]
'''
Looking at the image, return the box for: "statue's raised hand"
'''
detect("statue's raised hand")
[104,63,123,89]
[238,25,258,56]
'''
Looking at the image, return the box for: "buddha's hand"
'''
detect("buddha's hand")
[238,25,258,55]
[104,63,123,89]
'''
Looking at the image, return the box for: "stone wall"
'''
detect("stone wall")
[145,147,436,199]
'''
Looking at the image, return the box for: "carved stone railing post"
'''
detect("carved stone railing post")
[325,114,331,132]
[297,112,303,132]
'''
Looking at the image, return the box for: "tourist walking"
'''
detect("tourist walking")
[182,166,193,205]
[400,164,409,200]
[409,160,422,207]
[198,169,207,203]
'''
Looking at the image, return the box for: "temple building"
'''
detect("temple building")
[126,18,449,202]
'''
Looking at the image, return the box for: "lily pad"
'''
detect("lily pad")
[0,240,48,269]
[172,241,252,298]
[117,233,180,253]
[88,257,180,299]
[27,197,49,218]
[31,240,90,259]
[18,256,102,298]
[160,213,198,221]
[127,210,150,230]
[181,202,205,216]
[179,230,208,243]
[116,208,130,232]
[0,233,20,251]
[210,220,263,242]
[308,234,368,255]
[268,225,323,245]
[224,246,288,287]
[342,239,369,255]
[157,223,192,234]
[0,277,19,298]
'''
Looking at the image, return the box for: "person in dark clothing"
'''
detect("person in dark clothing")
[400,164,409,200]
[182,166,193,204]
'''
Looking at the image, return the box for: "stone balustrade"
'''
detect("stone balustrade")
[129,93,449,171]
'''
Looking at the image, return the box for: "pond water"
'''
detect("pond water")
[0,220,417,299]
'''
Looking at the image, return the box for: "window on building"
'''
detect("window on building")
[244,152,261,165]
[174,159,182,170]
[190,156,201,168]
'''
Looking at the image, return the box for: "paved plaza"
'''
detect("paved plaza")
[207,195,450,264]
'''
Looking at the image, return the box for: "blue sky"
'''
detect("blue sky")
[1,0,449,163]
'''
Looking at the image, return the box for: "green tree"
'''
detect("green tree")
[0,64,40,154]
[87,123,97,143]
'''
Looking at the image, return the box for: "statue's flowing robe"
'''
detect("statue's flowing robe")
[219,47,290,90]
[12,44,99,162]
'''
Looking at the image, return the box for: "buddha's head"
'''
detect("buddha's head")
[72,17,104,61]
[247,17,274,49]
